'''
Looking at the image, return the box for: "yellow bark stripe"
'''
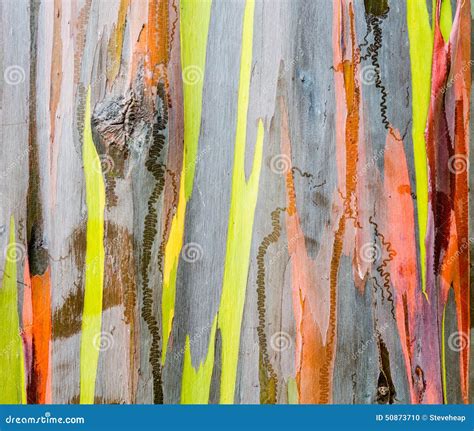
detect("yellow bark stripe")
[407,0,433,299]
[80,88,106,404]
[179,0,263,404]
[161,0,213,365]
[0,216,26,404]
[180,317,217,403]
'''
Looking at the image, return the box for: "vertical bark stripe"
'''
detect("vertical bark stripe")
[0,217,27,404]
[79,88,106,404]
[161,0,213,365]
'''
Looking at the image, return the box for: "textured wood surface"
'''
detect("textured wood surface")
[0,0,472,404]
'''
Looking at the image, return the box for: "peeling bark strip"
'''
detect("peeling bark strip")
[0,0,470,404]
